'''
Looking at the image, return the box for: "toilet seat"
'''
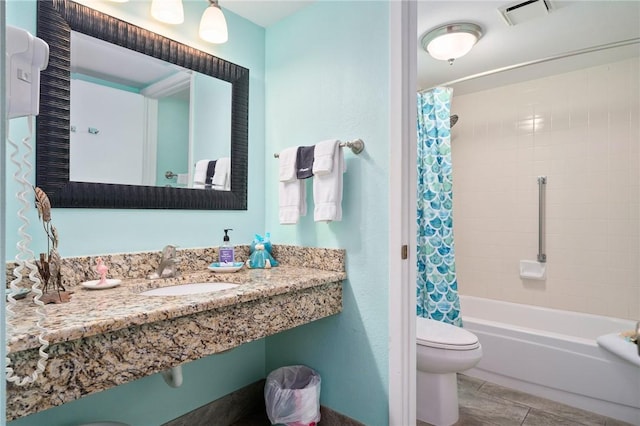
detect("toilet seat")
[416,317,480,351]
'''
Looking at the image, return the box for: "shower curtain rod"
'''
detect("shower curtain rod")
[419,37,640,93]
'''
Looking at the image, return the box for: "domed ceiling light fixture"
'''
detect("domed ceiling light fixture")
[151,0,184,24]
[199,0,228,44]
[420,23,482,65]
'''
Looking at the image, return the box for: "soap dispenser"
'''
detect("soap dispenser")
[219,229,235,266]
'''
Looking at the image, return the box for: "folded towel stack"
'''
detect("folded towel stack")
[194,157,230,190]
[278,139,345,224]
[193,159,213,189]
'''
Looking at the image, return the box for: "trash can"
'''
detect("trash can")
[264,365,321,426]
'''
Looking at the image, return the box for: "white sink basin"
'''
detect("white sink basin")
[140,282,239,296]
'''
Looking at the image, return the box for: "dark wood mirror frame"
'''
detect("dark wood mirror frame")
[36,0,248,209]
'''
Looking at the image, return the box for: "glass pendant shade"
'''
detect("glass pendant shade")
[151,0,184,25]
[199,2,228,44]
[427,32,478,60]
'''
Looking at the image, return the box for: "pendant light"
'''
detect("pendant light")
[199,0,228,44]
[151,0,184,25]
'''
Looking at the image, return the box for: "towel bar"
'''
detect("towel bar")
[274,139,365,158]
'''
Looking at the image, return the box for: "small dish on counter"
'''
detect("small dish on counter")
[207,262,245,273]
[6,287,30,300]
[81,279,122,290]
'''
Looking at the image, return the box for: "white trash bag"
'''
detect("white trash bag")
[264,365,321,426]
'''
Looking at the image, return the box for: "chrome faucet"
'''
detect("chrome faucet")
[149,245,180,279]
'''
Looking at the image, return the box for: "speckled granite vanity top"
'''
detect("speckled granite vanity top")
[5,245,345,420]
[7,263,345,353]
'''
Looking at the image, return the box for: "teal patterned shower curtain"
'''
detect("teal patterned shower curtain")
[416,87,461,327]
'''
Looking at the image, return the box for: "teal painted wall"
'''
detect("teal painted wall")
[5,1,267,425]
[263,2,390,424]
[4,0,266,258]
[192,73,232,162]
[156,96,190,186]
[5,0,394,424]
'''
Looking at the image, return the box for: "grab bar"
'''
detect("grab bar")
[537,176,547,263]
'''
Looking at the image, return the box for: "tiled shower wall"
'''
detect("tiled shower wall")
[451,57,639,320]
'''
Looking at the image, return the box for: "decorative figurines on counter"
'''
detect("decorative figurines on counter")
[247,233,279,269]
[34,186,71,304]
[79,257,121,290]
[95,257,108,285]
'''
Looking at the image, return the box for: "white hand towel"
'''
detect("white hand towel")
[212,157,231,191]
[313,143,346,222]
[279,180,306,224]
[279,146,307,224]
[278,147,298,182]
[193,159,212,188]
[312,139,339,176]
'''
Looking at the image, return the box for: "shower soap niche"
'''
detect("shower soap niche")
[519,260,546,280]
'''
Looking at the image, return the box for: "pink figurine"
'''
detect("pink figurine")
[96,257,108,285]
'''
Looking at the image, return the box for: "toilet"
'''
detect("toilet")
[416,316,482,426]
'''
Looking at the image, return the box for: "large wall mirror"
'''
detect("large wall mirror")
[36,0,249,209]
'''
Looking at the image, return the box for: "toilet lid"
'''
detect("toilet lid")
[416,317,480,350]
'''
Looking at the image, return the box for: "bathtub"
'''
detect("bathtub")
[459,295,640,424]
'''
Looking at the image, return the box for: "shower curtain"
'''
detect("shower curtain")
[416,87,461,327]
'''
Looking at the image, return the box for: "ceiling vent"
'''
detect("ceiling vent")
[498,0,553,26]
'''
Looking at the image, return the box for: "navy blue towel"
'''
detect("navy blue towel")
[296,146,315,179]
[205,160,217,186]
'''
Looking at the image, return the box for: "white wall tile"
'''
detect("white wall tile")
[452,57,639,320]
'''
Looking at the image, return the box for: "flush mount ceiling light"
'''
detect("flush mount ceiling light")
[420,23,482,65]
[199,0,228,44]
[151,0,184,24]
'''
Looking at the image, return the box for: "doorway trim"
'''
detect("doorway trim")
[388,1,417,424]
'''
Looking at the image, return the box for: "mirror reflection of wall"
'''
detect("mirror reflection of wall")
[156,90,190,187]
[68,30,232,189]
[191,73,232,190]
[70,78,150,185]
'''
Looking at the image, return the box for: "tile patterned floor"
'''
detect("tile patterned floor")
[417,374,635,426]
[232,373,635,425]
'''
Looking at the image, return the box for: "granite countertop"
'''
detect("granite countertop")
[5,245,346,420]
[7,264,346,354]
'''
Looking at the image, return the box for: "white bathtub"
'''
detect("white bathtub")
[459,295,640,424]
